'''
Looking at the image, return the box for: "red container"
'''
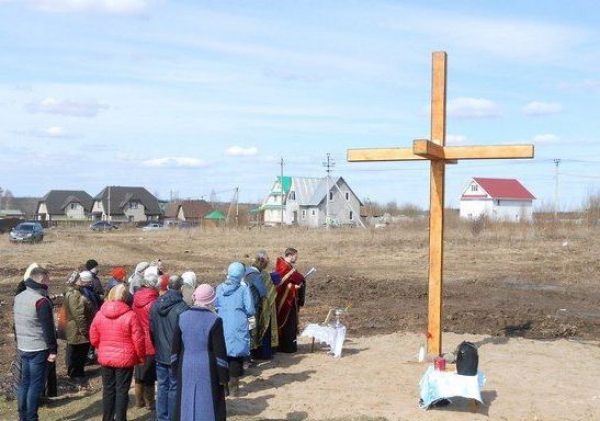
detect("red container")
[434,356,446,371]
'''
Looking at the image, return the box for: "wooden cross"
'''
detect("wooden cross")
[347,52,534,356]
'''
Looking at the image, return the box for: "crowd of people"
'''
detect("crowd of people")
[12,248,307,421]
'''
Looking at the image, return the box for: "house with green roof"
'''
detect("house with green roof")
[262,176,363,227]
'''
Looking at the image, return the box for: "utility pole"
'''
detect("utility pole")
[280,157,285,227]
[323,153,335,228]
[554,159,561,218]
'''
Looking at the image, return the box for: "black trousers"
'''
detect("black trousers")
[101,366,134,421]
[67,343,90,378]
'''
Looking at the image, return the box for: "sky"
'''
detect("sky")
[1,0,599,210]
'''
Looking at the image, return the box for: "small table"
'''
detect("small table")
[300,323,346,358]
[419,365,486,410]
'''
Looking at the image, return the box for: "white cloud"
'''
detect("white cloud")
[533,134,559,143]
[27,0,152,15]
[523,101,563,116]
[142,157,207,168]
[17,126,74,139]
[447,97,501,119]
[446,134,467,145]
[26,98,109,117]
[226,146,259,157]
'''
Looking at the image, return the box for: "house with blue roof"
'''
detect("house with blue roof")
[262,176,363,227]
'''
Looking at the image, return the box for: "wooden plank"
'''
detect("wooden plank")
[427,51,447,356]
[444,144,534,160]
[413,139,445,160]
[347,147,426,162]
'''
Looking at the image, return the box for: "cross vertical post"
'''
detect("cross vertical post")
[427,52,447,356]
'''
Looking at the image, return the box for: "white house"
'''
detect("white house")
[36,190,93,221]
[92,186,161,222]
[459,177,535,222]
[262,176,362,227]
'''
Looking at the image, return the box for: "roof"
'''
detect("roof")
[164,203,180,218]
[171,200,213,219]
[290,176,363,206]
[40,190,93,214]
[94,186,161,215]
[204,210,226,220]
[0,209,24,217]
[468,178,535,200]
[275,176,292,195]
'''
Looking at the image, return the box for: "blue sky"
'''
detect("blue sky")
[1,0,599,210]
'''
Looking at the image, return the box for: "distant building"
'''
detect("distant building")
[459,177,535,222]
[204,210,227,227]
[92,186,161,222]
[164,200,213,225]
[36,190,93,221]
[0,209,24,219]
[262,176,362,227]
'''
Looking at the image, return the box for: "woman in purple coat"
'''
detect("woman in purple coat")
[171,284,229,421]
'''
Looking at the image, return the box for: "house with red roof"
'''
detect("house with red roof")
[459,178,536,222]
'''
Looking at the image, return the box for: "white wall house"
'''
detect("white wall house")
[459,177,535,222]
[36,190,93,221]
[92,186,161,222]
[262,176,362,227]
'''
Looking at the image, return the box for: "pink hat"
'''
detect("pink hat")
[193,284,216,307]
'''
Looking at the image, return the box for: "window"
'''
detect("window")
[345,192,349,200]
[349,211,353,220]
[70,203,77,210]
[470,184,478,192]
[311,209,316,216]
[329,191,334,201]
[130,201,139,209]
[302,210,306,219]
[289,191,296,201]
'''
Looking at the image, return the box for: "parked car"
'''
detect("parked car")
[9,222,44,242]
[141,222,165,231]
[90,221,119,231]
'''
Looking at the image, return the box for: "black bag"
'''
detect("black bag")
[456,341,478,376]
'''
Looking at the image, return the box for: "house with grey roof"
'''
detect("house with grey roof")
[262,176,363,227]
[36,190,94,221]
[92,186,161,222]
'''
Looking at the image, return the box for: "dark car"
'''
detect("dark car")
[9,222,44,242]
[90,221,119,231]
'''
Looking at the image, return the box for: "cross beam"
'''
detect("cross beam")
[346,52,534,356]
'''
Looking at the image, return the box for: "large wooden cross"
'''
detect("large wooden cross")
[347,52,534,356]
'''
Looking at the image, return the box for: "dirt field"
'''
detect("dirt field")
[1,221,599,420]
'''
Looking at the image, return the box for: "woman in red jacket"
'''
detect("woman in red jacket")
[90,284,145,421]
[132,272,159,410]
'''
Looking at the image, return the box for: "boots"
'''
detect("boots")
[228,377,240,397]
[135,383,146,408]
[143,385,155,411]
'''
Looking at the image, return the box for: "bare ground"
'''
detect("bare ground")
[0,222,599,420]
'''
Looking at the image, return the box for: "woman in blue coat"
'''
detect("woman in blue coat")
[215,262,255,397]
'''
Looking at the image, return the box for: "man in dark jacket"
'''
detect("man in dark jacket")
[150,275,189,421]
[13,266,58,421]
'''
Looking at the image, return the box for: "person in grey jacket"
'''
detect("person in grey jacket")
[13,266,57,421]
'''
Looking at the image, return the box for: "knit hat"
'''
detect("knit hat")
[144,265,159,278]
[143,272,158,288]
[79,271,93,285]
[227,262,245,283]
[111,267,126,281]
[23,262,40,281]
[135,261,150,274]
[158,274,169,292]
[193,284,216,307]
[181,271,197,288]
[85,259,99,271]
